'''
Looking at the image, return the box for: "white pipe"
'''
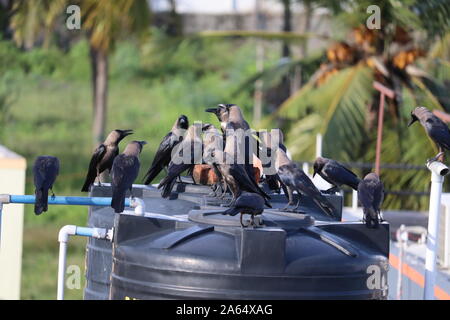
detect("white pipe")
[396,224,408,300]
[424,160,449,300]
[316,133,323,158]
[352,190,358,210]
[0,195,10,250]
[57,225,113,300]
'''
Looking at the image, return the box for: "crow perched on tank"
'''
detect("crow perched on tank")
[357,173,384,228]
[202,123,227,197]
[313,157,361,192]
[158,124,203,198]
[408,106,450,162]
[216,123,272,208]
[111,141,146,213]
[275,147,335,217]
[221,192,265,227]
[258,129,288,196]
[206,104,256,184]
[81,129,133,192]
[143,115,189,185]
[33,156,60,215]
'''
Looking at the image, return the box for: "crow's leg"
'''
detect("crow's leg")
[240,214,250,228]
[50,188,56,199]
[428,149,445,163]
[293,198,301,211]
[280,187,295,211]
[96,168,103,187]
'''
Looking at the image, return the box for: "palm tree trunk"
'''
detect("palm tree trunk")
[90,45,108,148]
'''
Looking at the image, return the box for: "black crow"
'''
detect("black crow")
[408,106,450,162]
[33,156,60,215]
[81,129,133,192]
[313,156,361,192]
[143,115,188,185]
[221,192,265,227]
[111,140,146,213]
[358,173,384,228]
[275,148,335,217]
[158,124,203,198]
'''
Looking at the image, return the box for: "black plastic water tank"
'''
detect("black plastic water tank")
[84,183,208,299]
[109,208,390,300]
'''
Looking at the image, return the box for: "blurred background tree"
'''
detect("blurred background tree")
[9,0,151,146]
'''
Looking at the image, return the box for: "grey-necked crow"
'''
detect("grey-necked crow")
[111,140,146,213]
[81,129,133,192]
[275,148,335,217]
[357,172,384,228]
[408,106,450,161]
[143,115,188,185]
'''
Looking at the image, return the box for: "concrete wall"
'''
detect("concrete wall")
[0,145,26,300]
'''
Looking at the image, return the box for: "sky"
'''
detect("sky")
[150,0,284,14]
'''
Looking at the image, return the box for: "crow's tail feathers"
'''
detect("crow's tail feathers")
[143,165,162,185]
[111,189,126,213]
[222,207,240,216]
[34,188,48,215]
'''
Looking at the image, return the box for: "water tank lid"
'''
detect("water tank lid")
[188,208,315,229]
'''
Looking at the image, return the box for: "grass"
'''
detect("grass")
[21,225,87,300]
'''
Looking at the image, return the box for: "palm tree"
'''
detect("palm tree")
[252,0,450,209]
[9,0,151,146]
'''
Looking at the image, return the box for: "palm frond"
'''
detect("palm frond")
[275,64,374,160]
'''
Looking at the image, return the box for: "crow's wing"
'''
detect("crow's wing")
[144,132,181,184]
[427,117,450,150]
[230,164,270,201]
[357,180,375,209]
[33,158,46,189]
[81,144,107,191]
[111,155,140,190]
[324,161,360,189]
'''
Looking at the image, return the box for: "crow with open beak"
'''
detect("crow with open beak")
[81,129,133,192]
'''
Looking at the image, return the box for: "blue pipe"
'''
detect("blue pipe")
[75,226,95,237]
[9,195,131,207]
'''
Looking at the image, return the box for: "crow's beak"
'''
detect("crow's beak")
[139,141,147,146]
[407,117,416,127]
[313,170,317,178]
[205,108,217,114]
[123,129,134,136]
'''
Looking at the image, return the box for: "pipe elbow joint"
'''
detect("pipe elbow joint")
[58,225,76,243]
[427,160,449,178]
